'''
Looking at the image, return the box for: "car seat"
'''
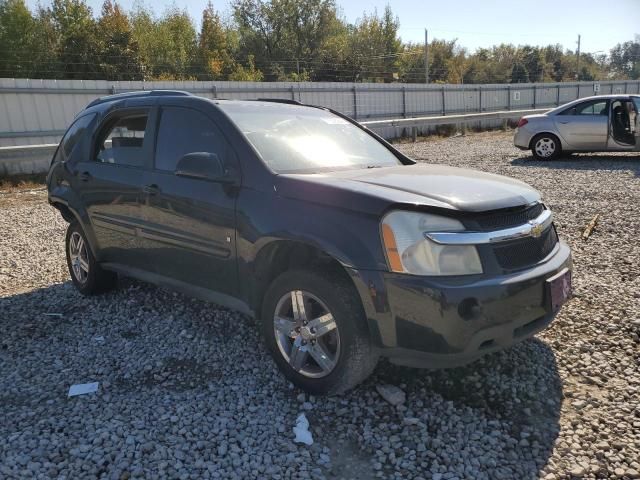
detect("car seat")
[612,105,634,145]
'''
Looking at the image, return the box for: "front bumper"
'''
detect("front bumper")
[349,241,572,368]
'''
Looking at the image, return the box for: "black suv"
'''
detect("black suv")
[47,91,572,394]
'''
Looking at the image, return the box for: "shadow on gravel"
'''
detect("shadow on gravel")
[372,338,563,477]
[510,154,640,176]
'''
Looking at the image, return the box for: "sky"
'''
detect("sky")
[26,0,640,55]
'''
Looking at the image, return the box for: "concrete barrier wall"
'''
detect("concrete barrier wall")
[1,78,638,175]
[0,145,57,176]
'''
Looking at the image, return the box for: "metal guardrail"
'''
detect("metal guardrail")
[0,107,543,156]
[0,130,65,139]
[0,144,58,153]
[360,108,548,128]
[0,144,57,176]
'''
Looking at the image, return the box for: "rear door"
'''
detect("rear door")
[553,99,609,150]
[142,104,240,297]
[73,104,157,268]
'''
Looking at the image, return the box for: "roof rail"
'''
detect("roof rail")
[254,98,303,106]
[86,90,192,109]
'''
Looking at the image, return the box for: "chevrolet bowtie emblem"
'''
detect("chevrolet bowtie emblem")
[529,220,544,238]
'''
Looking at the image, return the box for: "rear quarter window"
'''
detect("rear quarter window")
[53,113,96,163]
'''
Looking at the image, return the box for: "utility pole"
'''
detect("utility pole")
[424,29,429,84]
[576,34,581,80]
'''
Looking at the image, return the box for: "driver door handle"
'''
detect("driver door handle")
[79,171,92,182]
[558,121,570,124]
[143,184,160,195]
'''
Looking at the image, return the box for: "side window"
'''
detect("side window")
[575,101,608,115]
[95,113,148,167]
[155,107,224,172]
[54,114,95,163]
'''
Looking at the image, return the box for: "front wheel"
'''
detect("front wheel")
[261,269,378,395]
[531,133,561,160]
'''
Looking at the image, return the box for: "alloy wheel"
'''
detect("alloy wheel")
[534,137,556,158]
[273,290,341,378]
[69,231,90,284]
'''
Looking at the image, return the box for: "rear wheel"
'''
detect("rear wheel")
[65,222,117,295]
[531,133,561,160]
[261,269,378,395]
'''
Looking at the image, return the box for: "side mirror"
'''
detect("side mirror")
[175,152,233,183]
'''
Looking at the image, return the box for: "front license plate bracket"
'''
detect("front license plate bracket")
[546,267,572,313]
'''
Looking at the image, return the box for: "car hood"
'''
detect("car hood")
[276,164,541,213]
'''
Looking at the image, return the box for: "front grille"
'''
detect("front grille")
[475,203,544,231]
[493,226,558,270]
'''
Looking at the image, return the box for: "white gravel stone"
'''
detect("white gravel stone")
[376,384,406,406]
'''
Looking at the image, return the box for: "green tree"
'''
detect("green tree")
[197,1,234,79]
[232,0,343,81]
[520,46,544,82]
[50,0,100,79]
[511,61,529,83]
[610,41,640,79]
[228,54,264,80]
[542,44,571,81]
[157,7,197,79]
[30,7,59,78]
[131,5,197,80]
[345,6,402,82]
[0,0,38,77]
[97,0,141,80]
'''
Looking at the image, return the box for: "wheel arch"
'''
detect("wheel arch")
[529,131,563,150]
[247,239,377,337]
[49,195,100,258]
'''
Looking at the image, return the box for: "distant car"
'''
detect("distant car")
[514,94,640,160]
[47,90,572,395]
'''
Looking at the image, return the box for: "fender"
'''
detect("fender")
[237,193,387,272]
[48,184,100,260]
[242,235,388,347]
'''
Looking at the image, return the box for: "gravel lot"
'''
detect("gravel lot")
[1,131,639,480]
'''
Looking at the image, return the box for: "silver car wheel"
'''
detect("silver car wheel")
[534,137,556,158]
[69,231,90,284]
[273,290,341,378]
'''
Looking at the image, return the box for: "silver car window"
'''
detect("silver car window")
[560,100,608,116]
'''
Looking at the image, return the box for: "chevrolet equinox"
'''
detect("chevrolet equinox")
[47,91,573,394]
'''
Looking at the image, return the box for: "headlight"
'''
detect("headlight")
[381,211,483,276]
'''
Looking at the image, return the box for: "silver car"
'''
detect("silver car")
[514,94,640,160]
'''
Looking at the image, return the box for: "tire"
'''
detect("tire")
[65,222,117,295]
[531,133,561,160]
[261,269,378,395]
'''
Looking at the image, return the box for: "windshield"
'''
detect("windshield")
[218,102,402,173]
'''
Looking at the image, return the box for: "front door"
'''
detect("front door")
[553,99,609,150]
[632,97,640,150]
[73,106,156,268]
[607,98,637,149]
[142,105,239,297]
